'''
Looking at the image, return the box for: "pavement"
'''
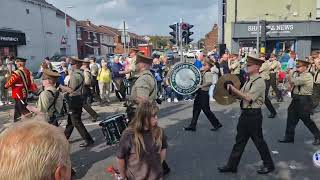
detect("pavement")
[55,96,320,180]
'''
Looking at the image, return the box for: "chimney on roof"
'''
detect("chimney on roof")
[86,19,91,26]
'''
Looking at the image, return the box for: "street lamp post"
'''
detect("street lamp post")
[65,6,73,56]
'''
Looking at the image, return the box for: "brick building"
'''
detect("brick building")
[77,21,102,59]
[99,25,147,54]
[204,24,219,52]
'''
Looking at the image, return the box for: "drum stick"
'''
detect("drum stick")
[112,81,123,99]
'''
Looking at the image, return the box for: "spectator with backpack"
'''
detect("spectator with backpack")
[26,69,64,126]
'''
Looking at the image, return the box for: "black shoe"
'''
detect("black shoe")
[217,165,237,173]
[211,124,223,131]
[184,127,196,131]
[79,140,94,147]
[268,113,276,118]
[257,166,275,174]
[71,168,76,177]
[278,138,294,143]
[312,138,320,145]
[163,167,171,175]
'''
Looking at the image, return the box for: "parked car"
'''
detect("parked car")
[49,55,66,71]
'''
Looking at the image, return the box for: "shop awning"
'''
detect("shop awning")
[0,30,26,46]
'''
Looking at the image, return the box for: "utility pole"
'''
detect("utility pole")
[256,17,260,57]
[123,21,126,54]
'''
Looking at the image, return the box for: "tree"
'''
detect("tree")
[149,36,170,50]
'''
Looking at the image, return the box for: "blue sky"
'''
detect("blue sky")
[46,0,218,41]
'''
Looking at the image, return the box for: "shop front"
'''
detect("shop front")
[0,30,26,57]
[232,21,320,59]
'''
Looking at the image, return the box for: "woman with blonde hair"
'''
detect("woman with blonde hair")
[117,101,168,180]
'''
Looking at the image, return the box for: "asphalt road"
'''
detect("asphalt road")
[67,97,320,180]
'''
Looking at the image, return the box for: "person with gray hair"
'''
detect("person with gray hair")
[0,120,71,180]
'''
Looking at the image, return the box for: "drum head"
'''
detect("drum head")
[169,62,201,95]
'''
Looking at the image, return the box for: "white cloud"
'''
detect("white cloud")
[46,0,219,41]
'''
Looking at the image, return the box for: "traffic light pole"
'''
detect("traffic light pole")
[179,18,184,62]
[256,17,260,56]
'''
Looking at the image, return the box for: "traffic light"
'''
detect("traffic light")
[181,23,194,44]
[169,23,178,44]
[260,20,267,42]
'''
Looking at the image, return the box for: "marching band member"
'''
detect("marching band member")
[26,69,63,126]
[218,56,274,174]
[4,57,35,122]
[184,58,222,132]
[259,53,277,118]
[278,59,320,145]
[269,53,283,102]
[312,54,320,108]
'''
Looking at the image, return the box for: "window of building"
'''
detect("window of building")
[93,33,98,42]
[317,0,320,19]
[77,27,82,40]
[88,32,91,40]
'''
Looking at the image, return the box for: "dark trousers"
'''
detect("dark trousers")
[83,86,99,120]
[91,76,100,101]
[64,105,94,143]
[264,80,277,114]
[190,90,221,128]
[270,73,282,99]
[312,83,320,108]
[227,109,274,169]
[14,98,30,122]
[284,96,320,140]
[114,78,126,101]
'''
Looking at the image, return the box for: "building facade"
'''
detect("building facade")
[100,25,147,54]
[204,24,219,52]
[223,0,320,58]
[77,21,101,59]
[0,0,77,71]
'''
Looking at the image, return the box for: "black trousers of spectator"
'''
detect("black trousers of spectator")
[227,109,274,169]
[14,98,30,122]
[83,86,99,120]
[284,95,320,140]
[270,73,282,100]
[64,96,94,143]
[189,90,221,128]
[264,80,277,115]
[114,78,126,101]
[91,76,101,101]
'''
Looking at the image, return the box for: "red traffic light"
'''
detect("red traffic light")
[181,23,188,30]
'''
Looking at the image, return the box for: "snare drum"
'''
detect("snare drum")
[99,114,128,145]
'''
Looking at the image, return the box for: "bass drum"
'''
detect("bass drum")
[168,62,202,95]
